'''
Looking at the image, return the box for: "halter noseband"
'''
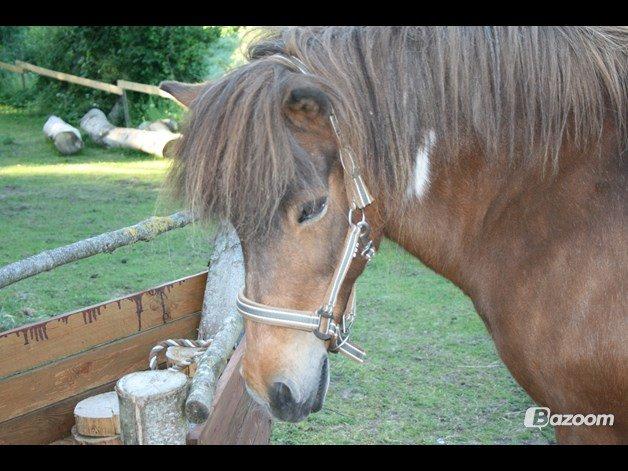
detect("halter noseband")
[235,54,377,363]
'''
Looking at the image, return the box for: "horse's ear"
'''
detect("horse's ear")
[283,85,331,127]
[159,81,205,108]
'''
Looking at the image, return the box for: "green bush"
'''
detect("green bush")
[0,26,241,124]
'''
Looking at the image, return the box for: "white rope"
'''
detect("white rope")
[148,338,212,371]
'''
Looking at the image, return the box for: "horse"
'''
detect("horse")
[161,27,627,444]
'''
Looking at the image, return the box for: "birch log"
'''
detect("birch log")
[138,119,178,133]
[80,108,180,157]
[116,370,189,445]
[186,223,245,424]
[43,116,84,155]
[0,211,195,289]
[79,109,114,144]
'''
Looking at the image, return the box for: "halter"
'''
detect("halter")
[235,54,377,363]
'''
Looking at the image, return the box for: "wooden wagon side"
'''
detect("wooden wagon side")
[0,271,271,445]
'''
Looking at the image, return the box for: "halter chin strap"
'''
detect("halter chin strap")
[235,54,377,363]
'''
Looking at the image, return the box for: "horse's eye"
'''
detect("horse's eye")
[297,197,328,224]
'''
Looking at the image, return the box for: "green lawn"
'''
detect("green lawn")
[0,107,554,444]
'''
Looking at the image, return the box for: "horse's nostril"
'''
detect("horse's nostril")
[269,381,296,409]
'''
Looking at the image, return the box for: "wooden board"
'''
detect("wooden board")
[0,380,118,445]
[198,341,272,445]
[0,270,273,445]
[117,79,175,100]
[0,271,207,379]
[0,313,199,424]
[15,61,123,95]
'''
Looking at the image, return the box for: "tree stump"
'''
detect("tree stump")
[116,370,188,445]
[71,426,121,445]
[166,346,203,377]
[73,391,120,437]
[43,116,83,155]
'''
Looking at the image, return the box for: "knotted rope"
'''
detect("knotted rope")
[149,338,212,371]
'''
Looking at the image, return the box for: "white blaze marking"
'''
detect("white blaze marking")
[407,129,436,200]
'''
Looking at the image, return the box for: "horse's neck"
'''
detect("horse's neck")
[380,141,500,297]
[379,132,622,302]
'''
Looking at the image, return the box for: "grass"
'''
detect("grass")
[0,106,554,444]
[0,105,214,329]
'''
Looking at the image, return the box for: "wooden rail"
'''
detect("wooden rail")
[5,60,180,101]
[117,79,174,100]
[0,61,23,74]
[15,61,123,95]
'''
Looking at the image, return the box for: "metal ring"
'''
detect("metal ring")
[313,330,333,341]
[356,220,371,236]
[316,307,334,319]
[348,207,366,226]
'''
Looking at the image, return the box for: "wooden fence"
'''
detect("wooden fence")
[1,60,178,126]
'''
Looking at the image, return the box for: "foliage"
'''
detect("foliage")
[0,27,241,124]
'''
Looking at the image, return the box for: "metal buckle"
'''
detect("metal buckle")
[316,306,334,319]
[314,305,333,341]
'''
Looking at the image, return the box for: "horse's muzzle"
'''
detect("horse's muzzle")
[268,357,329,422]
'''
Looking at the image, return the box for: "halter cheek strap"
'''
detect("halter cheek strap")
[235,54,377,364]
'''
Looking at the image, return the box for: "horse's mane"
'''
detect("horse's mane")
[170,26,628,240]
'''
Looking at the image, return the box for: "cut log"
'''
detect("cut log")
[73,391,120,437]
[71,426,121,445]
[138,119,178,133]
[116,370,188,445]
[79,109,114,145]
[43,116,83,155]
[80,108,180,157]
[186,223,245,424]
[166,346,203,377]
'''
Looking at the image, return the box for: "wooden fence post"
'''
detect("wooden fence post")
[121,91,131,128]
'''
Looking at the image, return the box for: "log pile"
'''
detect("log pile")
[80,108,180,157]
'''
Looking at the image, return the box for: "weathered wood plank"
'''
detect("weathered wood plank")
[15,61,123,95]
[0,380,118,445]
[0,271,207,379]
[0,313,200,423]
[1,353,161,446]
[0,61,23,74]
[116,79,176,100]
[198,341,272,445]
